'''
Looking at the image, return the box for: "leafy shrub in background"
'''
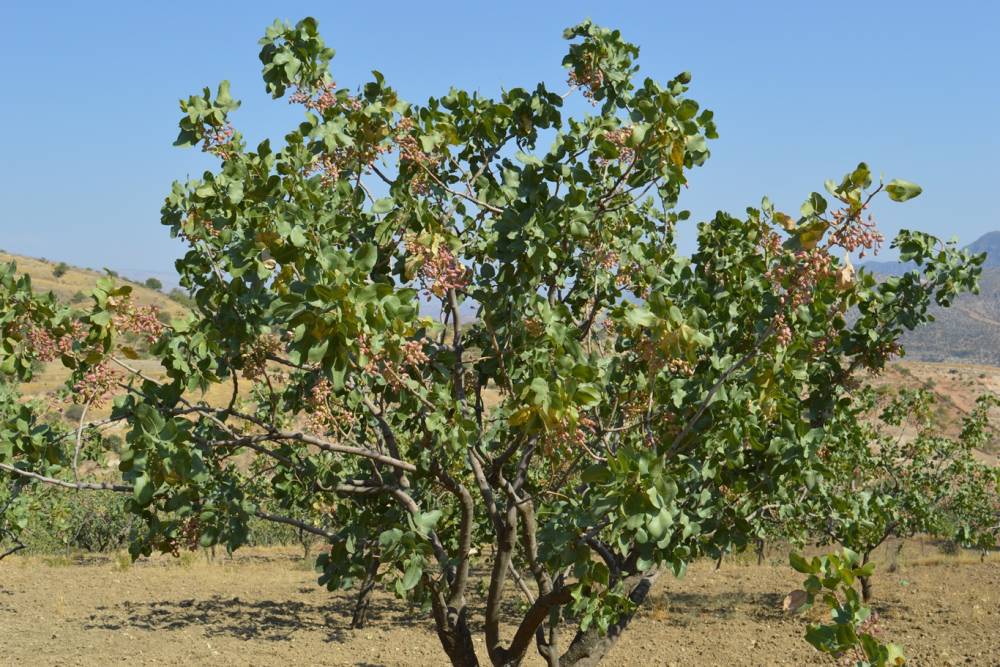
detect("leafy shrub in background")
[789,388,1000,601]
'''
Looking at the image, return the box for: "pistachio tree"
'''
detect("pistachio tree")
[792,388,1000,602]
[0,17,985,666]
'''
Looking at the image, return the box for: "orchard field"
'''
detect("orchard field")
[2,544,999,666]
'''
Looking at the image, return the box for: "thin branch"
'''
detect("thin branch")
[253,510,334,540]
[0,463,131,493]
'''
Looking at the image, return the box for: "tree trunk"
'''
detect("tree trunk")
[432,591,480,667]
[860,550,873,603]
[560,571,660,667]
[351,555,380,629]
[756,538,765,566]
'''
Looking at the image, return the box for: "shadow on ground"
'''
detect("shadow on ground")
[653,590,788,626]
[83,593,429,643]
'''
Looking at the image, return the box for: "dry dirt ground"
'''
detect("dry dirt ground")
[2,545,999,666]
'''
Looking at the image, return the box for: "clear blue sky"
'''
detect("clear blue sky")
[4,1,998,285]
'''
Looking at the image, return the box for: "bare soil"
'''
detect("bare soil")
[2,545,998,666]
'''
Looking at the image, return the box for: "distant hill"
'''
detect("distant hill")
[0,252,188,319]
[862,230,1000,276]
[860,231,1000,366]
[898,268,1000,365]
[966,231,1000,267]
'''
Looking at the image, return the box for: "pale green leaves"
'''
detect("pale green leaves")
[886,179,922,202]
[625,306,657,328]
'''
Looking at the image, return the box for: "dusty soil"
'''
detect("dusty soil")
[2,545,999,666]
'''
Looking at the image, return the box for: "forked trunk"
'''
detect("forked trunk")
[560,571,660,667]
[432,592,480,667]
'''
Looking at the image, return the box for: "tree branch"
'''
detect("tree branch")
[0,463,131,493]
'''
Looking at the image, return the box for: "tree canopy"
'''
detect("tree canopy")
[0,17,989,667]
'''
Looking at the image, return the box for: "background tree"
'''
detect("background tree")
[144,277,163,291]
[52,262,69,279]
[790,388,1000,602]
[0,17,986,667]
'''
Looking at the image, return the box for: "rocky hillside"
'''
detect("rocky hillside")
[863,232,1000,366]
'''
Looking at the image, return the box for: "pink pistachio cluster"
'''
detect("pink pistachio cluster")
[289,81,392,186]
[157,518,202,558]
[404,237,471,298]
[179,211,221,244]
[108,296,164,343]
[394,117,440,194]
[765,250,833,347]
[594,247,618,272]
[242,333,282,380]
[305,141,389,187]
[567,68,604,104]
[202,123,236,160]
[827,206,883,258]
[356,333,431,390]
[597,127,635,168]
[24,320,85,363]
[71,362,119,407]
[304,377,357,433]
[544,415,597,453]
[635,335,695,377]
[289,80,362,114]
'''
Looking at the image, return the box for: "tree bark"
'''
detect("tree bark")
[432,589,480,667]
[560,570,660,667]
[860,550,873,603]
[351,555,380,629]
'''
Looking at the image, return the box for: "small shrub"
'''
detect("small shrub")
[144,277,163,291]
[103,434,124,453]
[70,291,87,304]
[63,404,86,422]
[167,288,194,308]
[52,262,69,279]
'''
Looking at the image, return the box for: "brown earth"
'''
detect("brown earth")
[1,545,998,666]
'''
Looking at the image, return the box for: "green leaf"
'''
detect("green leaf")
[581,464,611,484]
[647,507,673,540]
[372,197,395,214]
[355,244,378,272]
[90,311,112,327]
[133,475,154,506]
[400,558,423,591]
[289,226,308,247]
[413,510,442,536]
[574,383,601,407]
[886,179,922,202]
[625,307,657,328]
[789,552,815,574]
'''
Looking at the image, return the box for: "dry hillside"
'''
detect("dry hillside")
[0,252,186,319]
